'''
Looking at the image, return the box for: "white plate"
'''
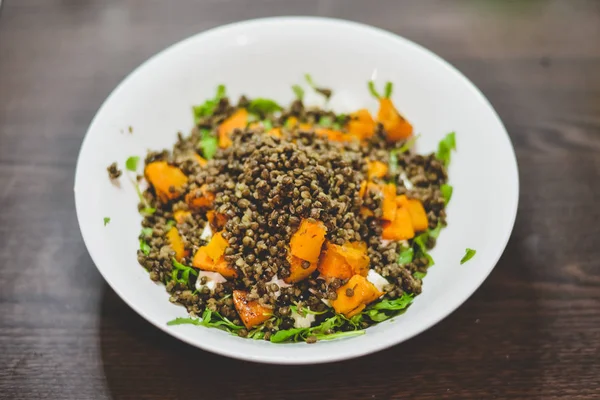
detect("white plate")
[74,17,518,364]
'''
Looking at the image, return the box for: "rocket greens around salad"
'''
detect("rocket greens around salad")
[121,77,459,343]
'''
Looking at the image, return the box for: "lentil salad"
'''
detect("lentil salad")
[130,78,455,343]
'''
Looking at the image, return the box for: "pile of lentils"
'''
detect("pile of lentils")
[134,95,448,337]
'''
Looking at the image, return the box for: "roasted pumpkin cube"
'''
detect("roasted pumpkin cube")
[290,219,327,263]
[284,255,318,284]
[332,275,383,317]
[382,206,415,241]
[144,161,188,202]
[233,290,273,329]
[218,108,248,148]
[166,227,188,261]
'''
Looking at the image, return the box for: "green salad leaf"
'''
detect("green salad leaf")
[318,116,334,128]
[388,150,399,177]
[139,239,151,255]
[125,156,139,172]
[397,134,421,154]
[436,132,456,167]
[248,98,282,115]
[193,85,226,122]
[384,81,393,98]
[168,308,244,333]
[262,119,274,131]
[413,271,427,279]
[171,258,198,288]
[461,248,476,265]
[305,74,332,99]
[440,184,453,205]
[368,80,381,99]
[141,227,153,237]
[397,247,414,265]
[198,128,218,160]
[103,217,110,226]
[292,84,304,101]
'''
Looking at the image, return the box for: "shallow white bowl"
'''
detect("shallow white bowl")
[75,17,518,364]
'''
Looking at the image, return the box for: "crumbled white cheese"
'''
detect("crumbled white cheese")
[199,223,213,241]
[195,271,226,292]
[381,239,393,246]
[291,310,316,329]
[367,269,389,293]
[400,172,414,190]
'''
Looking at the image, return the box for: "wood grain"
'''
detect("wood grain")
[1,0,599,399]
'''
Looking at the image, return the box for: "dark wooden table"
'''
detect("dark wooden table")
[1,1,599,399]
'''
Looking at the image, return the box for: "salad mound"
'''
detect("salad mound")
[128,77,455,343]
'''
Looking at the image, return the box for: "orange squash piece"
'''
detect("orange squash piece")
[203,232,228,261]
[185,184,215,209]
[267,127,282,138]
[298,122,313,131]
[192,232,237,278]
[285,255,318,284]
[173,210,191,224]
[382,206,415,241]
[286,116,298,128]
[377,98,413,142]
[332,275,383,317]
[193,153,208,166]
[289,219,327,263]
[232,290,273,329]
[315,128,348,142]
[381,183,397,221]
[218,108,248,148]
[144,161,188,202]
[192,249,237,278]
[397,195,428,232]
[318,241,369,280]
[166,227,189,261]
[347,109,376,139]
[318,242,354,280]
[206,210,228,231]
[367,160,388,179]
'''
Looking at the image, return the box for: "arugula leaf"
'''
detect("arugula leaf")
[103,217,110,226]
[262,120,274,131]
[413,271,427,279]
[141,227,153,237]
[304,73,315,88]
[384,81,393,98]
[365,309,390,322]
[139,239,151,255]
[199,129,218,160]
[247,98,282,115]
[292,84,304,101]
[125,156,139,172]
[397,247,414,264]
[461,248,476,264]
[193,84,226,122]
[270,328,306,343]
[304,74,332,99]
[429,221,443,239]
[167,317,202,326]
[318,116,334,128]
[371,293,414,311]
[171,258,198,288]
[413,231,434,266]
[397,134,421,154]
[167,308,244,333]
[436,132,456,167]
[388,150,399,177]
[440,184,453,205]
[368,80,381,99]
[290,304,327,317]
[140,207,156,215]
[314,330,365,340]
